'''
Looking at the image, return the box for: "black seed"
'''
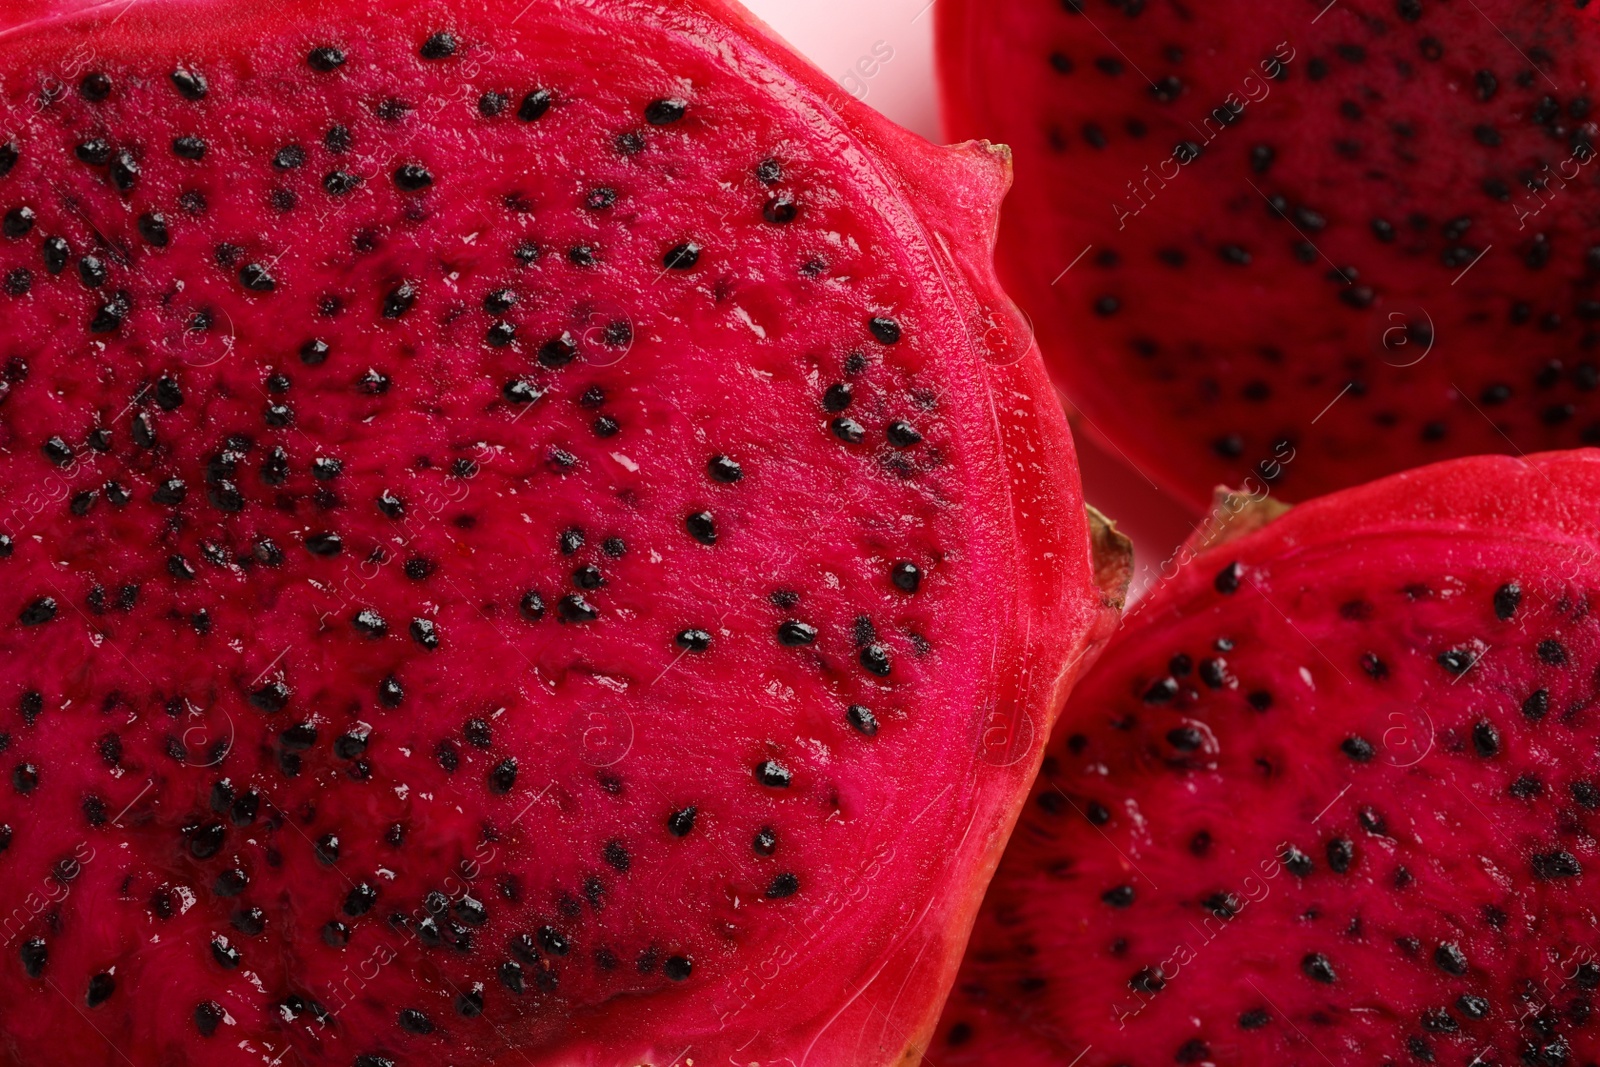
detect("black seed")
[1281,845,1314,877]
[1237,1008,1271,1030]
[1573,780,1600,810]
[664,242,701,270]
[667,806,697,837]
[777,620,817,646]
[1533,850,1582,879]
[1129,966,1165,994]
[478,91,508,117]
[1472,719,1501,757]
[170,67,207,99]
[866,316,904,345]
[1143,677,1179,704]
[1509,774,1542,799]
[1327,837,1354,873]
[86,971,116,1005]
[152,477,189,506]
[80,71,113,100]
[482,289,517,316]
[76,139,113,165]
[1421,1007,1458,1034]
[707,454,743,483]
[1437,649,1474,674]
[518,89,553,121]
[887,420,923,447]
[281,723,321,755]
[519,591,545,621]
[352,608,387,638]
[344,882,379,917]
[11,762,38,794]
[4,207,36,238]
[835,703,876,738]
[1457,994,1489,1020]
[371,489,405,520]
[306,532,343,556]
[394,164,433,191]
[750,826,779,857]
[1523,689,1550,721]
[325,125,352,153]
[822,383,855,414]
[645,98,686,125]
[308,46,345,71]
[685,511,717,545]
[42,436,73,466]
[1435,942,1469,976]
[1538,638,1567,666]
[409,618,438,650]
[1341,736,1375,762]
[238,263,276,292]
[250,681,289,713]
[1214,562,1243,594]
[382,281,417,319]
[663,955,692,981]
[489,758,518,794]
[268,143,306,171]
[398,1008,433,1034]
[18,597,56,626]
[765,872,799,899]
[1102,884,1136,907]
[755,760,791,788]
[315,832,341,864]
[601,839,630,872]
[558,594,598,622]
[831,417,865,444]
[420,31,458,59]
[375,674,404,707]
[1166,725,1204,752]
[215,868,249,896]
[539,333,578,367]
[860,644,891,676]
[485,322,518,350]
[1494,581,1522,619]
[323,170,360,195]
[675,628,712,652]
[19,938,46,977]
[1302,953,1336,983]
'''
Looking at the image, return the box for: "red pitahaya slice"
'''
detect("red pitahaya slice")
[932,450,1600,1066]
[938,0,1600,506]
[0,0,1125,1063]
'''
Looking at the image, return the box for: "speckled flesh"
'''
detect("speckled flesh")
[0,0,1116,1063]
[939,0,1600,507]
[934,451,1600,1067]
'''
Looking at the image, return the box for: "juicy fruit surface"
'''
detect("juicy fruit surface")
[934,452,1600,1066]
[940,0,1600,505]
[0,0,1102,1063]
